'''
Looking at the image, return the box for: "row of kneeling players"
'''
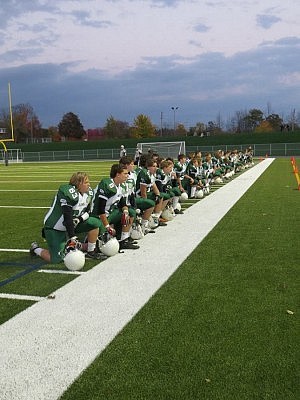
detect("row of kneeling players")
[30,148,254,270]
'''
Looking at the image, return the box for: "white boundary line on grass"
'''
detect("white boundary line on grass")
[38,269,86,275]
[0,248,30,252]
[0,159,274,400]
[0,206,49,209]
[0,293,46,302]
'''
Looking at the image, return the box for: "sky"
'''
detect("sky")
[0,0,299,130]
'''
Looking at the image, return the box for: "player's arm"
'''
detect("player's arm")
[62,204,76,238]
[140,183,148,199]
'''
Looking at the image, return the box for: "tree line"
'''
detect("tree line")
[0,103,299,143]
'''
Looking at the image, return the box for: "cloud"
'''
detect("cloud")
[70,10,113,28]
[194,23,210,33]
[1,35,299,129]
[256,14,281,29]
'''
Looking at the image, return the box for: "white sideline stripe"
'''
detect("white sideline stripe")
[38,269,86,275]
[0,293,45,302]
[0,159,274,400]
[0,206,49,209]
[0,190,55,192]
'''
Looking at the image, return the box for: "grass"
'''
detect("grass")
[0,158,299,399]
[59,159,299,400]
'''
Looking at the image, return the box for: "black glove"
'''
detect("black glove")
[73,212,89,228]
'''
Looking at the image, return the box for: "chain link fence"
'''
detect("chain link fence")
[2,142,300,162]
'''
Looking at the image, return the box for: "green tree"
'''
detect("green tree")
[243,109,264,131]
[103,116,130,139]
[266,113,283,130]
[176,123,187,136]
[133,114,155,138]
[58,112,85,139]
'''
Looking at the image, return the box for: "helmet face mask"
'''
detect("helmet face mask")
[64,249,85,271]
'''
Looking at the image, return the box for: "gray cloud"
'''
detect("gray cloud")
[256,14,281,29]
[0,36,299,128]
[194,23,210,33]
[70,10,113,28]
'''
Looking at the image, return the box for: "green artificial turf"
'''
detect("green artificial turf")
[60,159,300,400]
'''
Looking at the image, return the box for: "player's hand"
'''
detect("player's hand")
[106,225,116,236]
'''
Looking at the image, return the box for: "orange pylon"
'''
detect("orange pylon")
[291,157,300,190]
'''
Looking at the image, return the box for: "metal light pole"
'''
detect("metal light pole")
[171,106,178,135]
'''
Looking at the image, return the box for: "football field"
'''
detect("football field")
[0,158,299,400]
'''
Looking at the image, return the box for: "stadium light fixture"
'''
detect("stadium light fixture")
[171,106,179,134]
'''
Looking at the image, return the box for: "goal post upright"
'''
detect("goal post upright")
[0,82,15,165]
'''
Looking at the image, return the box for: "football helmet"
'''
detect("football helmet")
[148,215,159,229]
[214,177,223,184]
[179,192,188,201]
[98,233,119,256]
[195,189,204,199]
[64,249,85,271]
[203,186,210,195]
[130,223,144,240]
[161,208,174,221]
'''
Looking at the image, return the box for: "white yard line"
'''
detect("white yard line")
[0,206,49,209]
[0,248,30,252]
[0,293,46,302]
[38,269,86,275]
[0,159,274,400]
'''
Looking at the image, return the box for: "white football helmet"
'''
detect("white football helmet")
[195,189,204,199]
[214,177,223,184]
[64,249,85,271]
[99,237,119,256]
[203,186,210,195]
[161,208,174,221]
[179,192,188,201]
[130,224,144,240]
[148,215,159,229]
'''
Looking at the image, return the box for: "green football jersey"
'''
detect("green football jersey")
[44,184,94,231]
[92,177,123,216]
[121,170,137,206]
[135,167,155,196]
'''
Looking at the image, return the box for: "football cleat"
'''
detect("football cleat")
[30,241,39,257]
[119,239,140,250]
[174,209,184,214]
[85,250,107,261]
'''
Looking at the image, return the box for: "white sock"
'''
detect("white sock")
[172,196,179,209]
[35,248,43,256]
[190,186,197,197]
[87,242,96,252]
[121,232,129,241]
